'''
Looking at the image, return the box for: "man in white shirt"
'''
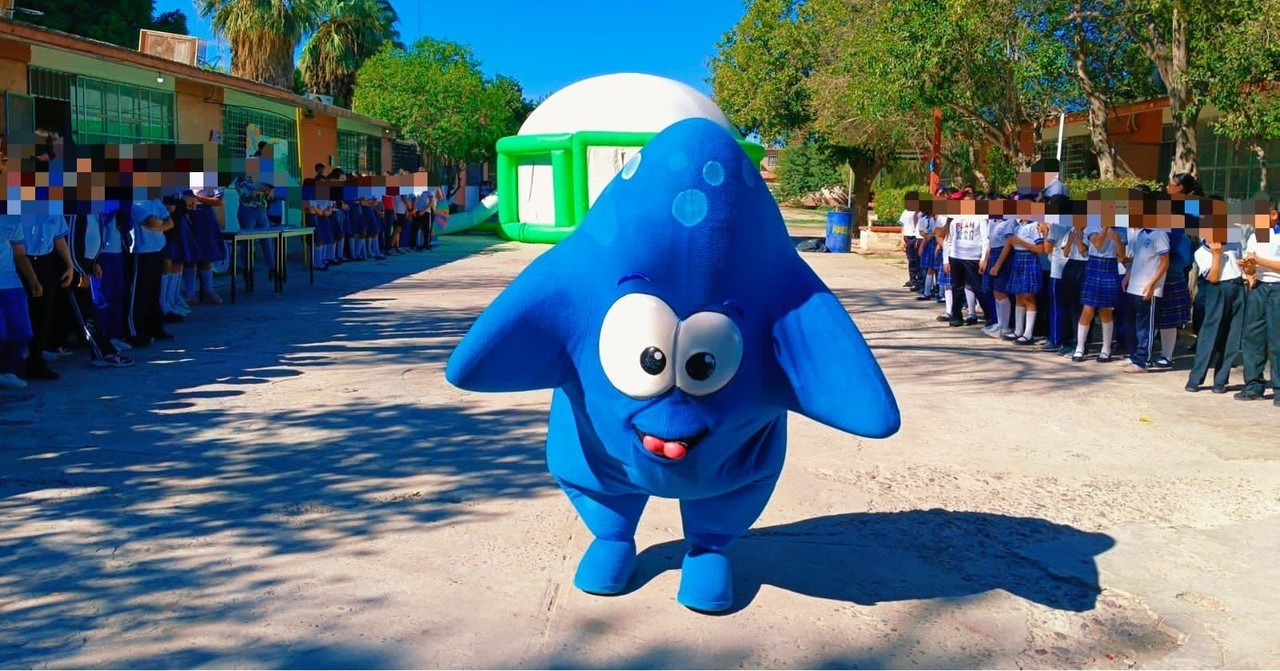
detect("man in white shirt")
[1236,205,1280,403]
[899,194,922,291]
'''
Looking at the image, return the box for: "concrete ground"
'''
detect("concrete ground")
[1,233,1278,669]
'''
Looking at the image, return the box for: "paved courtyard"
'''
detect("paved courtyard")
[1,233,1278,668]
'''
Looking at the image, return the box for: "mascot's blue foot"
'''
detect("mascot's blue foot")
[677,549,734,612]
[574,539,638,595]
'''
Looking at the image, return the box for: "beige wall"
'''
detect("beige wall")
[175,77,224,145]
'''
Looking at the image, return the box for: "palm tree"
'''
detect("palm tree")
[299,0,401,107]
[197,0,322,90]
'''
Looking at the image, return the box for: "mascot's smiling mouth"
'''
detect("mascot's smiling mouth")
[632,426,706,461]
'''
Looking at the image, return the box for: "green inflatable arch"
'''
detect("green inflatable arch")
[496,130,765,244]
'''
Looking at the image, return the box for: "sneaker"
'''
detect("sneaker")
[949,317,964,327]
[1121,362,1148,373]
[1039,341,1061,352]
[174,296,192,312]
[111,338,133,352]
[1234,389,1265,401]
[1152,357,1173,369]
[92,353,135,368]
[981,324,999,336]
[1184,383,1201,393]
[1212,385,1228,394]
[935,315,951,322]
[0,373,28,389]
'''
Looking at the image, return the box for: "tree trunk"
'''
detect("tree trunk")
[1167,5,1199,178]
[968,143,990,192]
[848,155,887,232]
[1072,1,1115,179]
[1253,143,1267,194]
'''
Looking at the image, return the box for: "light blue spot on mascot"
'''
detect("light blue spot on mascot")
[446,118,899,612]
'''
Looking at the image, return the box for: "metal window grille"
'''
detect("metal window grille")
[27,67,74,101]
[392,140,421,172]
[337,129,382,174]
[223,105,300,179]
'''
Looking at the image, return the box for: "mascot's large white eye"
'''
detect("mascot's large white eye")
[599,293,679,399]
[675,311,743,396]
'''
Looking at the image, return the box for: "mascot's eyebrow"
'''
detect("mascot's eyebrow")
[617,272,651,286]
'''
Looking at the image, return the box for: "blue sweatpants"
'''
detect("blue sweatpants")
[0,287,33,375]
[91,253,127,341]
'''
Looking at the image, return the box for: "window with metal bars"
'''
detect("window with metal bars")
[222,105,299,179]
[71,76,176,145]
[392,140,421,172]
[27,67,74,101]
[337,129,382,174]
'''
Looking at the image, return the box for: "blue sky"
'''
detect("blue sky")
[153,0,746,100]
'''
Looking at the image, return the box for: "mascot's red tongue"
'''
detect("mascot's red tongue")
[642,435,688,460]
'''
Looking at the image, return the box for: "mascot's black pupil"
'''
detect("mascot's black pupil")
[640,347,666,375]
[685,353,716,381]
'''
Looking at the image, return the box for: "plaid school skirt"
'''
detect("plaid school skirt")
[1006,249,1041,296]
[1156,273,1192,329]
[921,238,939,270]
[1081,256,1121,308]
[983,247,1010,294]
[936,250,951,288]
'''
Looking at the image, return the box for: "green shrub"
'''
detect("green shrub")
[873,185,928,226]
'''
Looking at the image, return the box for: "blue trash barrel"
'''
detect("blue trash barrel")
[826,210,853,253]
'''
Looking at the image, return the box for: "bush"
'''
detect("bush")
[873,185,928,226]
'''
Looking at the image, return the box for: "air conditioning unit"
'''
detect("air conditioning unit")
[305,93,335,106]
[139,29,199,67]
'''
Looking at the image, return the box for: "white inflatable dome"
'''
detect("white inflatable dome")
[518,73,740,137]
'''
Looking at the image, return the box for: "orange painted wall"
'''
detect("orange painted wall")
[0,39,31,137]
[299,113,338,175]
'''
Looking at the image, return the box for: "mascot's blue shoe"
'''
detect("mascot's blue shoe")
[677,549,734,612]
[447,117,900,611]
[573,539,638,595]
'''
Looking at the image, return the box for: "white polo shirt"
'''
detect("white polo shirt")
[1245,228,1280,283]
[1127,229,1170,297]
[1084,221,1120,259]
[1194,243,1243,282]
[899,209,919,238]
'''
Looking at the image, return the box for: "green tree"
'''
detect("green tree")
[26,0,189,48]
[352,38,528,197]
[1189,0,1280,191]
[197,0,321,89]
[299,0,401,107]
[774,136,843,202]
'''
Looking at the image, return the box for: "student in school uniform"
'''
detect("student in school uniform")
[127,197,175,346]
[916,212,939,301]
[981,204,1017,338]
[0,213,41,388]
[1152,175,1202,368]
[392,180,410,255]
[301,179,330,271]
[1040,195,1077,353]
[1073,211,1126,362]
[1053,210,1089,357]
[992,216,1044,345]
[1235,202,1280,404]
[899,199,922,291]
[183,188,226,304]
[1120,224,1171,372]
[160,194,197,322]
[1185,223,1245,393]
[66,211,132,367]
[22,212,75,380]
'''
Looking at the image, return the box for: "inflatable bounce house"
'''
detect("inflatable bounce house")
[493,73,766,243]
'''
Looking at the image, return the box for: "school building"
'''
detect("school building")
[0,19,420,185]
[1025,98,1279,199]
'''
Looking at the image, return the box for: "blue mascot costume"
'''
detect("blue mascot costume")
[447,118,899,612]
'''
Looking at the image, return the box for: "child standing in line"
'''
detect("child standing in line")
[66,211,132,367]
[92,202,131,354]
[993,217,1044,345]
[1120,225,1171,372]
[1055,213,1089,358]
[981,207,1017,338]
[1235,201,1280,404]
[916,213,939,302]
[1185,224,1245,393]
[0,213,40,389]
[1074,215,1126,362]
[184,189,226,304]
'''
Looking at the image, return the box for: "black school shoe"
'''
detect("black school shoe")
[1234,388,1265,401]
[23,362,59,380]
[964,316,979,326]
[935,315,951,322]
[150,329,176,341]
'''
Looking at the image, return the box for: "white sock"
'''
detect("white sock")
[965,288,978,317]
[354,238,365,258]
[923,275,935,296]
[315,244,327,266]
[371,238,381,256]
[170,273,184,309]
[182,267,197,299]
[1160,327,1177,359]
[159,274,174,313]
[1024,310,1037,339]
[997,299,1011,331]
[944,288,953,314]
[1015,306,1026,335]
[1075,323,1090,354]
[1101,320,1114,355]
[199,268,215,294]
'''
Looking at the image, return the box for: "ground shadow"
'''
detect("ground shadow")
[629,509,1113,615]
